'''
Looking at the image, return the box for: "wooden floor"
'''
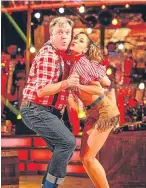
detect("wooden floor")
[19,175,93,188]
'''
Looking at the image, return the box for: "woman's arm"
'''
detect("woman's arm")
[77,81,104,95]
[99,75,111,87]
[89,60,111,87]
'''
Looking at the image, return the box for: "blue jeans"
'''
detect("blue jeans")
[20,102,76,185]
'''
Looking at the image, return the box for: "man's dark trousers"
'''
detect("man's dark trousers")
[20,102,76,185]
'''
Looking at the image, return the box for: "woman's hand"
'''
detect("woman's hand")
[88,81,101,87]
[100,75,111,87]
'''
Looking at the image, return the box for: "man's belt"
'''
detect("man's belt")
[85,95,104,110]
[21,99,62,117]
[21,100,33,107]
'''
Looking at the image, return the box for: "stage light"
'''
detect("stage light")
[34,12,41,19]
[59,7,65,14]
[106,68,112,75]
[85,14,98,28]
[125,4,130,8]
[79,5,85,13]
[4,98,20,116]
[112,18,118,25]
[101,5,106,10]
[139,82,145,90]
[118,43,124,50]
[18,48,21,52]
[78,132,83,136]
[87,27,92,34]
[98,10,113,26]
[30,47,36,53]
[31,17,40,29]
[78,111,86,119]
[17,114,22,120]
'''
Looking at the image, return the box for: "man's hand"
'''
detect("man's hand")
[67,73,79,87]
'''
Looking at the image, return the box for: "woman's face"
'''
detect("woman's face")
[70,33,90,54]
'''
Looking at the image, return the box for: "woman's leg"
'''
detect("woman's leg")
[80,118,113,188]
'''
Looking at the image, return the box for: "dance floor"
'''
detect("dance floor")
[19,175,93,188]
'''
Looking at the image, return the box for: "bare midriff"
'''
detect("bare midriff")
[78,90,120,119]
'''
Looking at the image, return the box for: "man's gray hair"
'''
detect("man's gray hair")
[49,17,74,35]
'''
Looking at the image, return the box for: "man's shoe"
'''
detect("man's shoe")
[44,180,58,188]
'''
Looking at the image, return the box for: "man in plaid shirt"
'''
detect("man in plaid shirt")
[20,17,79,188]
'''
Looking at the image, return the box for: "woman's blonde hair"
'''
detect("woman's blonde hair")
[88,42,104,62]
[77,32,104,62]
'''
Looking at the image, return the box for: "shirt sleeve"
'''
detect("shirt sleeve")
[91,60,106,80]
[69,57,106,84]
[35,47,58,90]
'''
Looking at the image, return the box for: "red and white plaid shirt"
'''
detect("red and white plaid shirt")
[70,55,106,84]
[23,41,69,110]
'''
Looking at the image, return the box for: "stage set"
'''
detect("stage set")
[1,0,146,188]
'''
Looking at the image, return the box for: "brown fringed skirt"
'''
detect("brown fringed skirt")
[94,115,120,131]
[85,95,120,132]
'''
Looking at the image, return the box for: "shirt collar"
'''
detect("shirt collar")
[45,40,84,62]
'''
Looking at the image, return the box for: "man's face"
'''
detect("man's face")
[51,23,72,51]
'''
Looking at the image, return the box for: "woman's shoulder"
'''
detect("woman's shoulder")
[78,55,91,65]
[91,60,106,70]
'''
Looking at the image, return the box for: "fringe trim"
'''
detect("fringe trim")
[94,115,120,132]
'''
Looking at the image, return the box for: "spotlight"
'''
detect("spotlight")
[98,10,113,26]
[17,114,22,120]
[106,68,112,75]
[31,17,39,28]
[30,47,36,53]
[34,12,41,19]
[87,27,92,34]
[79,5,85,13]
[139,82,145,90]
[18,48,21,52]
[112,18,118,25]
[125,4,130,8]
[78,111,86,119]
[85,14,98,28]
[101,5,106,10]
[118,43,124,50]
[59,7,65,14]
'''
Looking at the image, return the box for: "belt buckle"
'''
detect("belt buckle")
[27,101,31,107]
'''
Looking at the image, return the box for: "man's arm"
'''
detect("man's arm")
[37,80,68,97]
[32,47,79,97]
[37,74,79,97]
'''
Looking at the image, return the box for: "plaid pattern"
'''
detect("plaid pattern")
[23,41,69,110]
[70,56,106,84]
